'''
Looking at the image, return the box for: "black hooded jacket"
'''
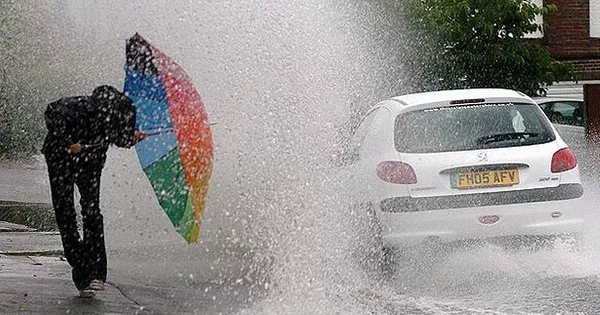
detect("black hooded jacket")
[42,95,136,168]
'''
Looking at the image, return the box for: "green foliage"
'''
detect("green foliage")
[0,201,57,232]
[406,0,574,96]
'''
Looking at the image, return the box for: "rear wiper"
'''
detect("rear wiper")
[477,132,539,145]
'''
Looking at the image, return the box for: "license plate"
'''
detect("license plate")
[452,169,519,189]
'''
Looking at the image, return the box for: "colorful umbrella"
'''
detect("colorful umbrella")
[124,33,213,243]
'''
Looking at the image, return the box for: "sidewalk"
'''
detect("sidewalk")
[0,232,155,314]
[0,254,152,314]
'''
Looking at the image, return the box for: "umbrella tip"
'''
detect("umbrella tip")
[128,33,147,46]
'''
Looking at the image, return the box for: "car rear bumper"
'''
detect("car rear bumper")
[378,188,585,248]
[379,183,583,212]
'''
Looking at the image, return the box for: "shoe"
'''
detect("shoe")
[79,288,95,298]
[89,279,105,291]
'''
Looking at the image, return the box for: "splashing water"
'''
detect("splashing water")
[58,0,417,312]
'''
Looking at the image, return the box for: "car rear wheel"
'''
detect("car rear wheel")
[349,202,389,276]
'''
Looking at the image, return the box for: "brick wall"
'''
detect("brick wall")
[570,59,600,79]
[543,0,600,79]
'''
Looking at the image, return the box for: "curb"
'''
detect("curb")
[0,249,64,257]
[0,231,60,235]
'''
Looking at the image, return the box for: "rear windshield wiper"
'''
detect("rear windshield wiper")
[477,132,539,145]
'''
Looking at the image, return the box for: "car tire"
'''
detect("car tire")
[380,245,396,278]
[363,203,397,278]
[349,202,389,276]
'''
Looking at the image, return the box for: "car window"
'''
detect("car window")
[343,108,379,164]
[553,102,577,117]
[537,101,553,112]
[395,102,556,153]
[548,101,583,126]
[350,109,378,154]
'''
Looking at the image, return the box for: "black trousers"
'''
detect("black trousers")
[44,152,107,290]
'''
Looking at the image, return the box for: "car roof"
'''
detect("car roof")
[387,88,532,110]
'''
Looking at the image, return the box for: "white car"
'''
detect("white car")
[344,88,584,248]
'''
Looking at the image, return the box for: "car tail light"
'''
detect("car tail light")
[376,161,417,184]
[551,148,577,173]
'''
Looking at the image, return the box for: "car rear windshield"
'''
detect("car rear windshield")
[395,102,556,153]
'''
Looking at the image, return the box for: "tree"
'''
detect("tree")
[405,0,573,96]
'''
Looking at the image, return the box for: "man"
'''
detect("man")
[42,85,145,298]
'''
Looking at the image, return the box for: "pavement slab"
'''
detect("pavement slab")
[0,232,63,256]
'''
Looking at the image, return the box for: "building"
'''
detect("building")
[541,0,600,97]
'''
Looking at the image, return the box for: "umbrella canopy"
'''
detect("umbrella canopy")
[124,33,213,244]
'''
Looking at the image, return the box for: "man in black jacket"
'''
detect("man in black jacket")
[42,85,144,297]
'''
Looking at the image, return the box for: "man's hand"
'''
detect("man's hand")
[134,131,147,143]
[67,143,85,153]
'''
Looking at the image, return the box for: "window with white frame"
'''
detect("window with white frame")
[591,0,600,38]
[525,0,544,38]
